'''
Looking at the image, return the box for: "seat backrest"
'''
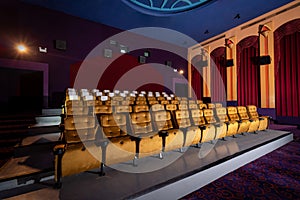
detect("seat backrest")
[180,100,188,105]
[178,104,188,111]
[120,100,134,106]
[147,96,156,101]
[189,100,196,104]
[157,96,165,101]
[112,96,124,102]
[166,104,177,112]
[227,106,240,121]
[64,116,95,130]
[150,104,165,112]
[215,103,223,108]
[207,103,215,109]
[152,110,174,131]
[136,96,146,101]
[160,100,169,105]
[115,105,132,113]
[174,110,191,128]
[216,107,229,122]
[246,105,259,118]
[188,103,198,110]
[100,114,127,137]
[190,109,206,126]
[148,100,159,105]
[199,103,208,109]
[133,105,149,113]
[237,106,250,120]
[171,100,179,105]
[130,112,153,136]
[203,109,217,124]
[94,105,112,115]
[135,100,147,105]
[196,100,203,104]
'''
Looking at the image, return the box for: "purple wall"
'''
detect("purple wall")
[0,1,188,107]
[0,0,121,106]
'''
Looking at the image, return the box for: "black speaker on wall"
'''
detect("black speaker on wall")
[225,59,234,67]
[54,40,67,50]
[259,55,271,65]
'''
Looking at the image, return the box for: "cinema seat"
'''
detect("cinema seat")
[190,109,214,143]
[98,113,135,165]
[174,109,201,147]
[246,105,269,131]
[237,106,260,133]
[203,109,226,140]
[130,111,162,158]
[199,103,208,110]
[63,115,97,143]
[151,108,184,153]
[54,141,102,187]
[215,107,238,137]
[227,106,250,134]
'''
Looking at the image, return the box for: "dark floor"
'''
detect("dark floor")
[0,127,294,200]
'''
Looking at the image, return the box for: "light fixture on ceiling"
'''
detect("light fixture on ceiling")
[204,30,209,34]
[17,44,27,53]
[234,14,240,19]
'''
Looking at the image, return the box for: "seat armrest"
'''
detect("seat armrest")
[159,130,169,137]
[199,125,206,130]
[214,123,221,127]
[53,144,65,155]
[249,119,254,122]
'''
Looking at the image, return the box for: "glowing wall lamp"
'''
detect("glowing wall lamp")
[17,44,27,53]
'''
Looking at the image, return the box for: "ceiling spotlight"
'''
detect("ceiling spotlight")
[234,14,240,19]
[173,68,178,72]
[17,44,26,53]
[204,30,209,34]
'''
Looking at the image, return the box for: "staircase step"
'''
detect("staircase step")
[0,118,36,125]
[14,133,60,158]
[0,124,30,131]
[42,108,61,116]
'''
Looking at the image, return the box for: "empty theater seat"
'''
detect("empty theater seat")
[174,109,201,147]
[237,106,260,132]
[190,109,214,143]
[98,113,135,165]
[215,107,239,137]
[246,105,269,131]
[129,110,163,158]
[227,106,250,134]
[203,109,226,140]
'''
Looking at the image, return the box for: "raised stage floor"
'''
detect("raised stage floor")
[0,129,293,200]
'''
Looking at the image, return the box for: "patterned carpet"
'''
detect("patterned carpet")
[181,124,300,200]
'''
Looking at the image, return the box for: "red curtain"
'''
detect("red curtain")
[237,36,259,106]
[274,19,300,117]
[210,47,226,102]
[191,55,203,99]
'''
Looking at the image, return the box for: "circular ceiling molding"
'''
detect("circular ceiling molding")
[123,0,212,15]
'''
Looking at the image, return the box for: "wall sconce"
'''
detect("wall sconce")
[225,39,234,48]
[16,44,27,53]
[258,25,271,37]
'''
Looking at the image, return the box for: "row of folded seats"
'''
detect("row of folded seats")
[54,90,269,187]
